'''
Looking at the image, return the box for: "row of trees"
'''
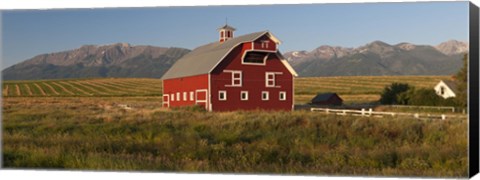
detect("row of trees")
[379,83,457,106]
[379,54,468,107]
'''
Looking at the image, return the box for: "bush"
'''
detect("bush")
[380,83,412,105]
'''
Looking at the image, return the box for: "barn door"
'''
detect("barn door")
[162,94,170,108]
[195,89,208,110]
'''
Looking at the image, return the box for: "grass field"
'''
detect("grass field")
[2,97,468,177]
[2,76,449,104]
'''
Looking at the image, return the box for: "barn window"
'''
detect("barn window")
[266,72,275,87]
[183,92,187,101]
[241,91,248,101]
[262,91,269,101]
[440,87,445,95]
[219,91,227,101]
[243,51,268,64]
[190,91,194,101]
[279,91,286,101]
[176,92,180,101]
[224,70,242,87]
[261,40,269,48]
[171,94,174,102]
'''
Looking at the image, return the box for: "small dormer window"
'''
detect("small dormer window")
[243,51,268,64]
[440,86,445,95]
[261,40,269,48]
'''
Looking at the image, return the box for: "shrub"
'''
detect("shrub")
[380,83,412,104]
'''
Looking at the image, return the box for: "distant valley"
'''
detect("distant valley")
[2,40,468,80]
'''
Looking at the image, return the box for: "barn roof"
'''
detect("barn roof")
[311,93,342,103]
[440,80,458,93]
[161,31,296,80]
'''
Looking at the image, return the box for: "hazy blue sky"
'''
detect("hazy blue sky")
[1,1,469,68]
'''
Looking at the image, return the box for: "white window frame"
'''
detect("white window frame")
[265,72,283,88]
[241,50,269,66]
[262,91,269,101]
[176,92,180,101]
[190,91,194,101]
[223,70,242,87]
[183,92,187,101]
[171,94,174,102]
[219,90,227,101]
[261,40,269,48]
[240,91,249,101]
[279,91,286,101]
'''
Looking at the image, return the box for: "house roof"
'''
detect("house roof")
[218,24,236,31]
[311,93,342,103]
[440,80,458,93]
[162,31,296,79]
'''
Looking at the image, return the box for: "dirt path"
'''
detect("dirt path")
[58,81,92,96]
[3,85,9,96]
[42,82,60,95]
[24,84,33,96]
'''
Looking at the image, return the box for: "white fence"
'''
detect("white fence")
[310,107,467,120]
[383,105,456,112]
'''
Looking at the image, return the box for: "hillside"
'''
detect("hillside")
[2,43,190,80]
[284,40,468,77]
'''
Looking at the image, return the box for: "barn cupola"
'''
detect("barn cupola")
[218,24,236,43]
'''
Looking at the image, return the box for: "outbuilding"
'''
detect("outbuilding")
[161,24,298,111]
[434,80,458,99]
[310,93,343,106]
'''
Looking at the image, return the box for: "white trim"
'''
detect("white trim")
[183,92,187,101]
[195,89,208,109]
[223,70,242,87]
[218,90,227,101]
[176,92,180,101]
[171,94,175,102]
[208,74,212,111]
[241,50,275,66]
[279,91,286,101]
[162,94,170,107]
[241,91,249,101]
[262,91,269,101]
[208,31,271,73]
[190,91,194,101]
[265,72,283,88]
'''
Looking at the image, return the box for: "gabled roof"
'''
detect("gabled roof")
[311,93,342,103]
[218,24,236,31]
[439,80,458,93]
[162,31,296,79]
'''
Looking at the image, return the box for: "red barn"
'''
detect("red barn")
[161,24,297,111]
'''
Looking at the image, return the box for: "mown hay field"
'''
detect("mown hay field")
[2,97,468,177]
[2,76,449,104]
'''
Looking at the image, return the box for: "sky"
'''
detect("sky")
[1,1,470,69]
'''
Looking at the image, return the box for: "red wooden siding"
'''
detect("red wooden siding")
[210,35,293,111]
[162,74,209,109]
[252,35,277,51]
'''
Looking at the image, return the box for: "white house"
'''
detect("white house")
[434,80,458,99]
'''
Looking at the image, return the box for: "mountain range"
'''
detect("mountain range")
[284,40,468,77]
[2,40,468,80]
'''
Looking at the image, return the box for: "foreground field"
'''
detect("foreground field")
[2,97,467,177]
[2,76,449,104]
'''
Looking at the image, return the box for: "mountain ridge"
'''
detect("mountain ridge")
[2,40,468,80]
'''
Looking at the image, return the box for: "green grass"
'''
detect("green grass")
[2,76,448,104]
[2,97,468,177]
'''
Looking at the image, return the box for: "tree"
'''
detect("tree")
[454,53,468,107]
[408,88,444,106]
[379,83,412,104]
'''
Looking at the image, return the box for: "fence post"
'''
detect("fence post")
[369,108,372,116]
[414,113,419,119]
[361,108,365,116]
[326,108,329,114]
[441,114,446,120]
